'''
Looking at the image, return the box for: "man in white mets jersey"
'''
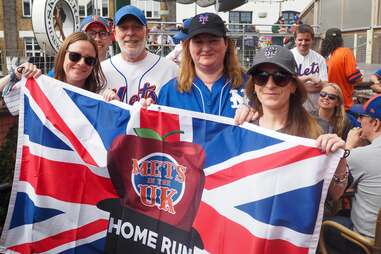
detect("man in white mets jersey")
[291,24,328,114]
[101,5,178,105]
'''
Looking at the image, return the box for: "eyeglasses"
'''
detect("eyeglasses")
[67,51,97,66]
[319,91,338,101]
[86,30,110,39]
[252,71,293,87]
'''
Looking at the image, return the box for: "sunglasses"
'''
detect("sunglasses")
[319,91,338,101]
[252,71,293,87]
[86,30,110,39]
[67,51,97,66]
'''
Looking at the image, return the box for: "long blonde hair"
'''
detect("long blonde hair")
[321,83,347,138]
[177,38,244,92]
[246,74,322,139]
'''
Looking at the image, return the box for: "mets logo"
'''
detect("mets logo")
[264,46,278,58]
[131,152,186,215]
[230,89,245,109]
[198,14,208,24]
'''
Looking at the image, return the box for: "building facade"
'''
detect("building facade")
[300,0,381,65]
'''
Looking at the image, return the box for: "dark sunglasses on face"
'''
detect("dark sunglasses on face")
[252,71,292,87]
[319,91,338,100]
[86,30,110,39]
[67,51,97,66]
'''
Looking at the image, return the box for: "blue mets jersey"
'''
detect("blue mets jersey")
[157,75,246,118]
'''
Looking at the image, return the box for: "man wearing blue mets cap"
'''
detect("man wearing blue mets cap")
[324,94,381,253]
[101,5,178,105]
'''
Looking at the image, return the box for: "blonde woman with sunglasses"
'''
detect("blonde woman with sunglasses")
[318,83,353,140]
[0,32,118,115]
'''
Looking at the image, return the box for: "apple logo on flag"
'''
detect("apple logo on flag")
[97,128,205,253]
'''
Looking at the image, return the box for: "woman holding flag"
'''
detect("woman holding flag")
[242,45,349,200]
[0,32,118,115]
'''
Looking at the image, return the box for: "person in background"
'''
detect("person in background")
[291,24,328,114]
[318,83,353,140]
[146,12,246,118]
[271,16,286,46]
[321,28,363,110]
[369,68,381,93]
[80,15,114,61]
[284,15,303,49]
[323,94,381,254]
[244,45,348,201]
[165,18,192,65]
[1,32,117,115]
[101,5,178,105]
[48,15,113,77]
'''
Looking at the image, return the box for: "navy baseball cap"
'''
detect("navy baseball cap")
[247,45,297,75]
[114,5,147,26]
[350,95,381,120]
[80,15,111,32]
[173,18,192,41]
[187,13,227,39]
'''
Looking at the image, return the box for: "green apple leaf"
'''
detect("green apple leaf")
[133,128,163,141]
[162,130,185,140]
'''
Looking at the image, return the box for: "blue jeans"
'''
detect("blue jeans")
[323,216,365,254]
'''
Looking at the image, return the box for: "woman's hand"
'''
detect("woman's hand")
[234,104,259,125]
[139,98,154,109]
[102,89,120,102]
[316,133,345,154]
[17,62,42,79]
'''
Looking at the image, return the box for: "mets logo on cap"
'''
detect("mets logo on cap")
[198,14,209,24]
[264,46,279,58]
[131,152,186,215]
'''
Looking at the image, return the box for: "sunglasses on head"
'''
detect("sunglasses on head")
[319,91,338,100]
[252,71,293,87]
[67,51,97,66]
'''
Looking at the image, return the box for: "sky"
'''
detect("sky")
[176,0,312,27]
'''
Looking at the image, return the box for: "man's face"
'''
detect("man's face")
[295,32,313,56]
[358,115,379,140]
[85,23,113,61]
[114,16,147,62]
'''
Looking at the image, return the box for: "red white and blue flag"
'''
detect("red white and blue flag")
[0,76,341,253]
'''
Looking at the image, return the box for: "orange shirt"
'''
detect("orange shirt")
[327,47,363,110]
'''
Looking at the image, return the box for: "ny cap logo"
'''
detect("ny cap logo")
[198,15,208,25]
[264,46,278,58]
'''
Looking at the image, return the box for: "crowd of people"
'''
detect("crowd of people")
[0,5,380,254]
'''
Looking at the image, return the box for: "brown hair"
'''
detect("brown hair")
[54,32,106,93]
[294,24,314,38]
[321,83,347,138]
[246,74,322,138]
[177,37,244,93]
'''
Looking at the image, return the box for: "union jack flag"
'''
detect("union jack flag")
[0,76,341,253]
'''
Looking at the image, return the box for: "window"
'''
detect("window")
[229,11,252,31]
[23,0,33,17]
[78,0,109,17]
[131,0,160,19]
[24,38,42,57]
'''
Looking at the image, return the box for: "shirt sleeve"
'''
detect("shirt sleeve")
[3,82,21,116]
[344,48,363,83]
[319,56,328,81]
